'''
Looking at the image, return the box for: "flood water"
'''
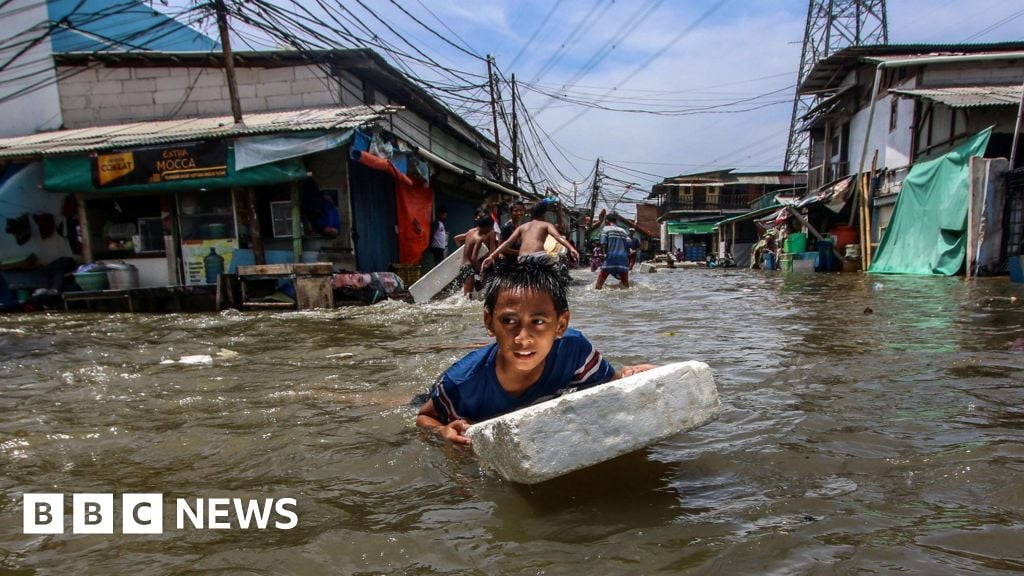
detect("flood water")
[1,268,1023,575]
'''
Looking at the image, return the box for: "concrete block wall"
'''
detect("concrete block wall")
[57,64,340,127]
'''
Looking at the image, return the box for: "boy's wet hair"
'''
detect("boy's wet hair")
[475,215,494,229]
[530,202,549,219]
[482,258,569,314]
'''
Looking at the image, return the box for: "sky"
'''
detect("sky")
[159,0,1024,214]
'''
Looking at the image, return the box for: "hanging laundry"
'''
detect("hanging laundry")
[5,214,31,245]
[32,213,55,239]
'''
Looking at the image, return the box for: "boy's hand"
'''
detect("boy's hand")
[620,364,657,378]
[441,419,472,445]
[481,255,495,270]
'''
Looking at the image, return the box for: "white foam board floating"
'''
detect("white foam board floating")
[466,361,720,484]
[409,244,489,303]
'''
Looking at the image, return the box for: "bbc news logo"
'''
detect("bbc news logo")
[23,494,298,534]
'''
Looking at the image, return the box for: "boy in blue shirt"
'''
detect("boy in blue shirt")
[416,259,655,445]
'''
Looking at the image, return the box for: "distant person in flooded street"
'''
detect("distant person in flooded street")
[483,201,579,268]
[499,201,527,259]
[416,258,655,445]
[428,207,448,268]
[453,215,496,297]
[627,228,640,270]
[590,243,604,272]
[595,214,630,289]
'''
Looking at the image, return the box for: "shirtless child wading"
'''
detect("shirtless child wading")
[483,202,578,269]
[455,215,497,297]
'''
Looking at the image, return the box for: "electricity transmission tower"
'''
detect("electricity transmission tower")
[783,0,888,172]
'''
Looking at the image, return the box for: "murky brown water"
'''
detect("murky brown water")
[1,268,1023,575]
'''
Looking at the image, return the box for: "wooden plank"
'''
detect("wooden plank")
[293,262,333,275]
[237,264,293,276]
[295,275,334,309]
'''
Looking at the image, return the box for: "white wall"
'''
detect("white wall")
[886,95,916,169]
[847,72,923,174]
[0,2,62,136]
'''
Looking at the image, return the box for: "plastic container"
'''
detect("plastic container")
[784,232,807,254]
[204,247,225,284]
[817,240,834,272]
[105,262,139,289]
[391,263,421,287]
[779,253,794,272]
[793,259,815,273]
[74,271,109,291]
[762,252,777,270]
[828,225,858,250]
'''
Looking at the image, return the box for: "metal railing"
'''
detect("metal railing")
[807,161,850,191]
[662,192,750,212]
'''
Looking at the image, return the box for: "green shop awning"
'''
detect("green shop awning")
[666,221,718,235]
[43,144,306,194]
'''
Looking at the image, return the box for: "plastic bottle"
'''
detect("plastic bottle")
[204,247,224,284]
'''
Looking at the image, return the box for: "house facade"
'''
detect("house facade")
[798,42,1024,270]
[0,46,515,294]
[648,169,806,260]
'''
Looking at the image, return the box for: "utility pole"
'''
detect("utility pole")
[511,73,519,187]
[213,0,244,125]
[486,55,502,180]
[588,158,601,224]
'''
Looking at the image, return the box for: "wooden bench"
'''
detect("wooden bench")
[63,289,134,312]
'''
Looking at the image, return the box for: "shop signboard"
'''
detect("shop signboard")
[92,141,228,188]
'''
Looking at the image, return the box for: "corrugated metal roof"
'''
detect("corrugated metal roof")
[800,42,1024,93]
[890,85,1023,108]
[0,105,394,159]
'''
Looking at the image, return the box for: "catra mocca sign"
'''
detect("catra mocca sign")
[92,141,228,187]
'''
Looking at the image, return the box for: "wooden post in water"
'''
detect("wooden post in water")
[864,151,877,269]
[966,156,976,280]
[246,187,265,265]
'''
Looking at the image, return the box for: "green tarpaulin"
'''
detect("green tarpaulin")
[869,127,992,276]
[43,150,306,194]
[667,221,718,235]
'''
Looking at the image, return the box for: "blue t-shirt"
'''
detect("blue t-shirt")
[429,328,615,424]
[601,225,630,273]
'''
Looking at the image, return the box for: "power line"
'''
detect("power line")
[546,0,731,137]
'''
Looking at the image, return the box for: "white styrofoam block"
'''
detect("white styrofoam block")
[466,361,720,484]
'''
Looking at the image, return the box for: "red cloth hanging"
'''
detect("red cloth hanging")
[352,150,431,264]
[397,179,432,264]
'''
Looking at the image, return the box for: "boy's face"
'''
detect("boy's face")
[484,288,569,380]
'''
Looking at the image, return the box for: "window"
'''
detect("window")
[137,217,165,253]
[889,98,899,132]
[270,201,293,238]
